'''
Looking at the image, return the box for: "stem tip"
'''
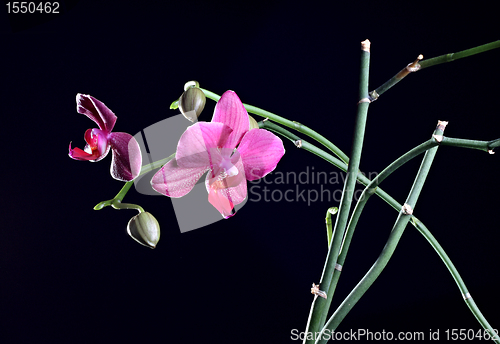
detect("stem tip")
[361,39,371,52]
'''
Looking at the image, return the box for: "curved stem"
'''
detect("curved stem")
[370,40,500,99]
[111,200,145,213]
[411,218,500,343]
[325,207,338,248]
[94,152,176,211]
[261,119,499,343]
[419,40,500,70]
[310,40,372,336]
[94,181,134,210]
[320,129,440,331]
[315,122,443,344]
[192,88,350,164]
[441,137,494,152]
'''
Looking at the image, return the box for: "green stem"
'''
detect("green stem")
[441,136,494,152]
[411,218,500,343]
[419,40,500,69]
[94,181,134,210]
[370,55,423,100]
[370,40,500,99]
[305,40,372,342]
[180,89,350,164]
[261,119,499,342]
[488,138,500,149]
[337,141,430,250]
[111,200,145,213]
[315,123,443,344]
[93,153,176,210]
[321,127,441,332]
[258,121,347,172]
[325,207,338,248]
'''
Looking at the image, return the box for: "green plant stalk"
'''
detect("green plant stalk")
[261,119,498,342]
[369,54,423,100]
[111,200,145,213]
[370,40,500,99]
[172,89,350,164]
[315,125,443,344]
[94,153,175,210]
[258,121,347,171]
[319,130,441,333]
[441,137,494,152]
[304,40,372,342]
[325,207,338,248]
[488,138,500,149]
[326,211,333,248]
[419,40,500,69]
[411,217,500,343]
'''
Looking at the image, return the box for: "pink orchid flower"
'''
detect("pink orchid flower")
[68,94,142,182]
[151,90,285,218]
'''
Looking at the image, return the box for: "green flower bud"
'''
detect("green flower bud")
[178,87,206,122]
[127,212,160,249]
[248,115,259,130]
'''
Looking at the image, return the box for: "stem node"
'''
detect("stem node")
[311,283,328,299]
[433,134,443,143]
[402,203,413,215]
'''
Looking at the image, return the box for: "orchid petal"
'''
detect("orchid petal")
[76,94,117,133]
[237,129,285,180]
[108,132,142,181]
[205,157,247,218]
[151,157,208,197]
[211,91,249,149]
[176,122,232,170]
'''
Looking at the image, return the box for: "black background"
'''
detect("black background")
[2,1,499,343]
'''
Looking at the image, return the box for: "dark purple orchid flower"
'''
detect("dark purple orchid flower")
[68,94,142,182]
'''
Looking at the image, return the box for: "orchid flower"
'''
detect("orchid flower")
[151,90,285,218]
[68,94,142,182]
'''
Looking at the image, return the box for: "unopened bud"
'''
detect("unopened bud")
[127,212,160,249]
[178,87,206,122]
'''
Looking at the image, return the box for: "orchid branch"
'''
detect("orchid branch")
[260,119,499,342]
[302,39,372,342]
[93,153,175,211]
[419,40,500,69]
[370,40,500,100]
[315,121,444,344]
[171,90,350,164]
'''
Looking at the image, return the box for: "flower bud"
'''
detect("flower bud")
[248,115,259,130]
[127,212,160,249]
[178,87,206,122]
